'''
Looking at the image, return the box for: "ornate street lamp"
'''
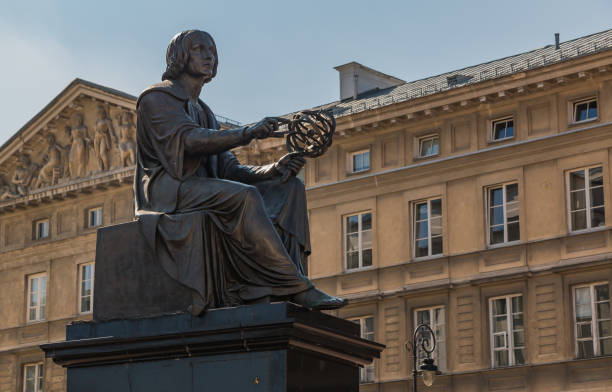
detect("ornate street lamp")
[410,323,440,390]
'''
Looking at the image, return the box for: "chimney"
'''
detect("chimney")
[334,62,405,101]
[555,33,560,50]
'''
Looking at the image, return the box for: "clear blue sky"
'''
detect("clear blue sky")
[1,0,612,144]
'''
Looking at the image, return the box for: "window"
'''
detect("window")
[351,316,375,383]
[34,219,49,240]
[413,198,442,258]
[348,149,370,173]
[489,294,525,367]
[415,306,446,372]
[491,117,514,141]
[567,166,605,232]
[344,212,372,270]
[572,97,598,123]
[88,207,103,228]
[573,282,611,358]
[27,273,47,322]
[23,363,43,392]
[418,134,439,158]
[487,183,519,245]
[79,263,95,314]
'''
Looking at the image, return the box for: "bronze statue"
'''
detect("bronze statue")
[135,30,346,315]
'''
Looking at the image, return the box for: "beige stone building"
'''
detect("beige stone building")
[2,28,612,391]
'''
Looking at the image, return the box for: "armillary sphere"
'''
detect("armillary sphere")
[271,110,336,158]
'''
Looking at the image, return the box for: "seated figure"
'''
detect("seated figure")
[135,29,346,315]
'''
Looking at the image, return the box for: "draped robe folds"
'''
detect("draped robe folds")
[135,80,312,311]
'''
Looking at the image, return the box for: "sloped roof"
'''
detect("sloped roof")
[322,28,612,118]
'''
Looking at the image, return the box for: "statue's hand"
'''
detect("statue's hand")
[245,117,279,140]
[275,152,305,183]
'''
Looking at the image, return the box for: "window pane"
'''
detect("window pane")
[507,222,520,242]
[416,203,428,220]
[591,187,604,207]
[599,320,611,337]
[346,233,359,252]
[571,211,587,231]
[494,334,506,348]
[353,154,362,171]
[505,120,514,138]
[347,252,359,270]
[25,379,34,392]
[512,314,524,329]
[575,102,588,121]
[493,316,507,333]
[431,138,439,155]
[416,221,428,240]
[430,217,442,236]
[576,304,592,322]
[588,100,598,119]
[589,167,603,187]
[346,215,359,233]
[494,122,506,140]
[577,323,592,338]
[570,170,585,190]
[506,184,518,203]
[601,338,612,355]
[363,152,370,170]
[362,230,372,249]
[29,308,36,321]
[362,213,372,231]
[492,298,507,315]
[591,207,605,228]
[513,330,525,346]
[430,199,442,217]
[490,206,504,226]
[570,191,586,211]
[417,310,430,325]
[415,239,429,258]
[431,236,443,255]
[490,225,504,244]
[596,284,610,301]
[82,280,91,297]
[506,203,519,222]
[362,249,372,267]
[494,350,509,367]
[513,348,525,365]
[512,296,523,313]
[420,139,433,156]
[25,366,35,380]
[578,340,594,358]
[81,296,91,313]
[490,188,503,206]
[364,317,374,336]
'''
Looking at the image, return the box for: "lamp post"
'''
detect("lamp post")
[411,323,439,391]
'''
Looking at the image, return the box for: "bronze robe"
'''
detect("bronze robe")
[135,80,311,310]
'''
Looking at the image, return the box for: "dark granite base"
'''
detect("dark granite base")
[42,303,384,392]
[93,221,192,321]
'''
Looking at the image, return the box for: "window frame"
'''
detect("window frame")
[490,116,515,142]
[23,362,43,392]
[486,182,520,247]
[78,262,95,314]
[571,97,598,124]
[565,165,605,233]
[26,273,47,323]
[414,305,446,372]
[412,197,443,259]
[33,219,49,240]
[87,206,103,228]
[349,316,375,383]
[572,281,611,358]
[343,211,373,271]
[416,134,440,159]
[347,149,371,174]
[488,293,525,368]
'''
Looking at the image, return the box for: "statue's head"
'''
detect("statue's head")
[46,133,55,145]
[162,30,218,83]
[97,104,108,118]
[73,112,84,126]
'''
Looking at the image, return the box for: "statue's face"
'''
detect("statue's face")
[185,32,215,79]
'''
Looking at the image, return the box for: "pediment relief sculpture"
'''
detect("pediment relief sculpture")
[0,95,138,201]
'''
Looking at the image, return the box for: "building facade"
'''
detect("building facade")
[2,29,612,391]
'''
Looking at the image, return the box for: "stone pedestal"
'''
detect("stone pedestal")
[42,302,383,392]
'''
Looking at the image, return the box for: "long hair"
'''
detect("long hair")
[162,30,218,83]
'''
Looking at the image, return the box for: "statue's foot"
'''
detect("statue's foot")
[292,287,348,310]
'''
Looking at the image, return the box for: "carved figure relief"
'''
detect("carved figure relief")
[4,153,38,198]
[116,111,136,166]
[34,133,67,188]
[67,112,90,178]
[93,105,118,172]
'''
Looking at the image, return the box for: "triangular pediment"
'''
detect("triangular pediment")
[0,79,138,205]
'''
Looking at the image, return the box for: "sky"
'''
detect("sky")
[1,0,612,145]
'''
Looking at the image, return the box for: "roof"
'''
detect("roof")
[323,28,612,118]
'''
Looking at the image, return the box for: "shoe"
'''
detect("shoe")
[292,288,348,310]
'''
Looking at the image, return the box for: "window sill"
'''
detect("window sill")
[343,265,375,275]
[346,169,371,176]
[488,136,515,144]
[567,225,608,236]
[414,153,440,162]
[412,254,445,263]
[25,319,46,325]
[569,117,598,127]
[487,240,521,250]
